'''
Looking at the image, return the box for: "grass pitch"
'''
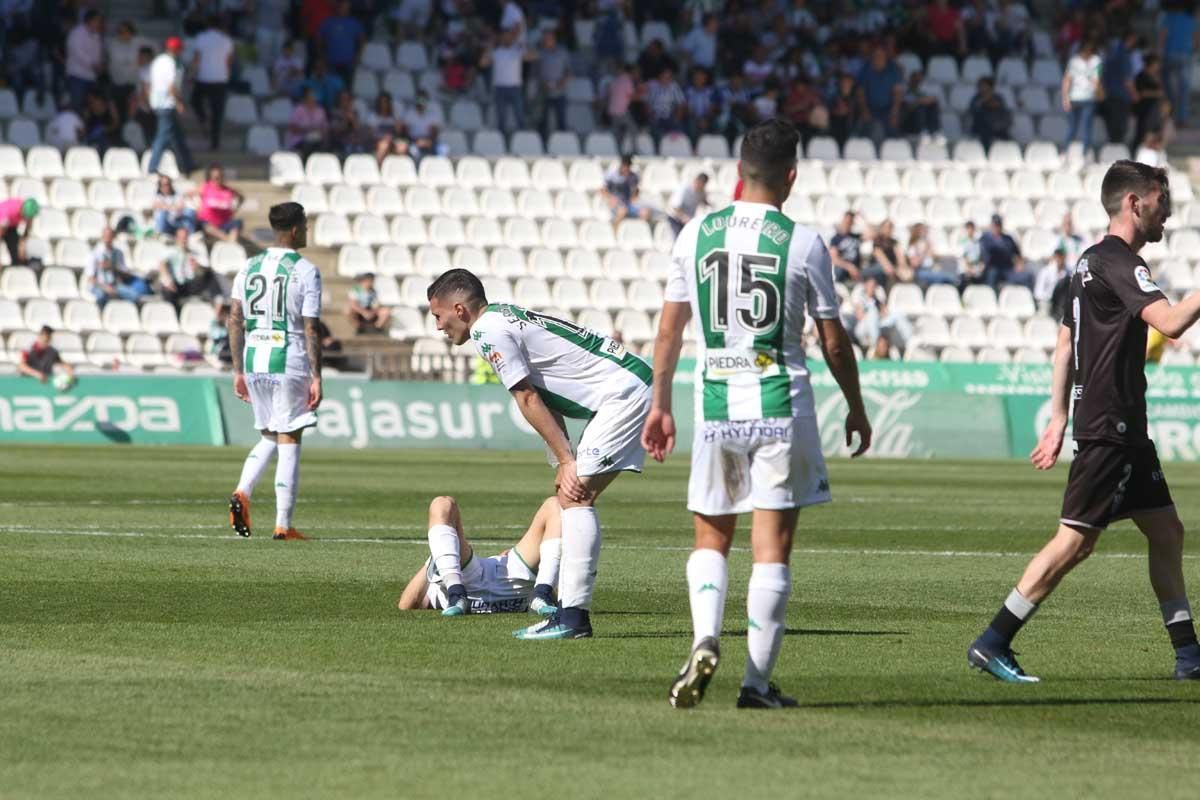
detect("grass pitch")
[1,444,1198,799]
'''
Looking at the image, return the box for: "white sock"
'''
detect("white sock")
[687,548,728,647]
[742,562,791,693]
[428,523,462,588]
[235,437,276,498]
[1161,599,1193,626]
[558,506,601,609]
[1005,588,1039,621]
[536,537,562,589]
[274,443,300,529]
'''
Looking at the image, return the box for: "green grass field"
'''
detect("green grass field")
[1,445,1198,799]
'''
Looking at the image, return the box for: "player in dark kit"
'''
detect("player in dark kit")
[967,160,1200,682]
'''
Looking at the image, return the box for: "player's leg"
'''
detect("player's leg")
[511,496,562,615]
[1133,509,1200,679]
[428,494,474,616]
[230,429,277,537]
[271,375,320,541]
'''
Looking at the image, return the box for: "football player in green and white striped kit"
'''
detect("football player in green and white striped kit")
[226,202,324,541]
[426,269,652,639]
[643,119,873,709]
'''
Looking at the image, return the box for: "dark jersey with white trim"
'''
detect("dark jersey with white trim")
[1062,235,1167,444]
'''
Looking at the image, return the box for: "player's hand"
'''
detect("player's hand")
[640,407,677,463]
[845,408,872,458]
[555,459,588,503]
[308,377,323,410]
[1030,418,1066,470]
[233,372,250,403]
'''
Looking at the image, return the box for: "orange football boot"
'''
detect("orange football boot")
[273,527,307,540]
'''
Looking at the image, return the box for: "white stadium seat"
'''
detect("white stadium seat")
[305,153,344,186]
[125,332,166,367]
[0,266,39,300]
[329,185,367,215]
[179,302,216,337]
[343,154,382,186]
[270,152,305,186]
[248,125,281,157]
[101,300,141,335]
[962,285,999,318]
[314,213,353,247]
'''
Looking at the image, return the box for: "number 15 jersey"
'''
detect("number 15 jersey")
[230,247,323,376]
[664,201,840,422]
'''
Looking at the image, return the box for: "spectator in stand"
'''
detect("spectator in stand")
[47,99,85,150]
[647,66,686,140]
[301,0,336,72]
[907,223,957,288]
[535,29,570,137]
[18,326,75,384]
[781,74,828,143]
[153,174,198,236]
[743,44,774,90]
[1160,1,1199,127]
[863,219,907,284]
[1062,36,1103,155]
[287,87,331,157]
[962,0,994,56]
[677,13,717,71]
[253,0,291,69]
[685,67,721,139]
[107,21,148,124]
[330,89,374,154]
[968,77,1012,151]
[82,89,121,153]
[148,37,196,176]
[979,214,1034,290]
[899,72,942,140]
[159,226,225,309]
[4,16,44,101]
[195,165,244,243]
[830,211,863,283]
[0,197,38,268]
[65,10,104,110]
[272,40,306,97]
[1056,213,1086,267]
[1134,54,1169,153]
[1102,30,1139,148]
[499,0,525,36]
[604,63,638,154]
[957,220,984,285]
[399,91,441,159]
[789,0,818,42]
[481,27,528,135]
[87,227,151,308]
[828,71,864,146]
[392,0,433,38]
[667,172,708,237]
[989,0,1029,64]
[602,154,652,223]
[320,0,365,86]
[346,272,392,333]
[1056,8,1086,59]
[300,58,346,109]
[368,92,409,161]
[1035,246,1072,318]
[191,15,234,151]
[208,301,232,366]
[639,39,675,85]
[1136,129,1168,167]
[847,275,913,359]
[925,0,965,57]
[752,82,781,122]
[856,44,904,143]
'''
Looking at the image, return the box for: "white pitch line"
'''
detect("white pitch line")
[0,525,1194,561]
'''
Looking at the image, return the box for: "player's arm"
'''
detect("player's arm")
[16,354,45,382]
[1140,295,1200,340]
[227,297,249,402]
[509,379,587,502]
[642,300,691,462]
[397,561,432,610]
[302,266,324,409]
[1031,323,1073,470]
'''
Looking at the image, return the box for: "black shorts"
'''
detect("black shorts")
[1060,440,1174,531]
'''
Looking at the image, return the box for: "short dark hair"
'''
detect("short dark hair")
[269,201,306,231]
[1100,160,1169,217]
[39,325,53,336]
[739,118,799,192]
[427,268,488,308]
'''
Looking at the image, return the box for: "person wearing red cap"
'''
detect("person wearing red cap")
[147,36,195,176]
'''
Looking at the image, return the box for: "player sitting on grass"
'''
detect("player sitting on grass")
[398,495,563,616]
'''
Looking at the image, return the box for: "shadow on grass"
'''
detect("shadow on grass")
[602,628,907,640]
[804,697,1200,710]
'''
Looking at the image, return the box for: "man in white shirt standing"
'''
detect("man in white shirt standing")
[192,15,235,150]
[148,37,196,176]
[66,10,105,110]
[480,27,528,135]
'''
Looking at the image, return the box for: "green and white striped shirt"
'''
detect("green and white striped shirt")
[665,201,839,422]
[230,247,322,376]
[471,303,651,419]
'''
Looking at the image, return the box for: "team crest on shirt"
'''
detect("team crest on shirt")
[488,350,504,368]
[1134,265,1160,294]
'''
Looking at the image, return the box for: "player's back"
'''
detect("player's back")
[666,201,839,421]
[470,302,651,418]
[231,246,323,376]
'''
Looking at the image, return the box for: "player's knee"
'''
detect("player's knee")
[428,495,459,521]
[1072,535,1098,563]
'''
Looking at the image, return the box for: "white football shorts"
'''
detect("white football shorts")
[247,373,318,434]
[425,549,536,614]
[688,415,831,516]
[575,386,651,477]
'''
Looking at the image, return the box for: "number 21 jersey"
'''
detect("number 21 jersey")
[664,201,840,422]
[230,247,322,376]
